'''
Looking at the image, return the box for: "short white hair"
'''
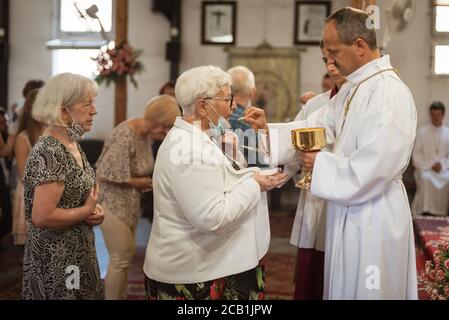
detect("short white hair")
[33,73,97,126]
[227,65,255,96]
[175,65,231,117]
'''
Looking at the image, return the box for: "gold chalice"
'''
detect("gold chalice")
[291,127,326,189]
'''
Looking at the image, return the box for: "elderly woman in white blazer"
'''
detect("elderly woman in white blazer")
[143,65,288,300]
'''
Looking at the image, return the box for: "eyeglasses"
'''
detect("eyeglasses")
[203,94,234,109]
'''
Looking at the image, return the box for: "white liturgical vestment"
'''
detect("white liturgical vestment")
[412,124,449,216]
[287,91,332,252]
[268,55,418,300]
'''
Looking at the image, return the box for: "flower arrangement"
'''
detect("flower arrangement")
[419,240,449,300]
[93,41,143,88]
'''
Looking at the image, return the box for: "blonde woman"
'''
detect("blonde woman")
[12,89,45,245]
[96,94,181,300]
[22,73,104,300]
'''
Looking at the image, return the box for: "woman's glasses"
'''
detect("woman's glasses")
[203,94,234,108]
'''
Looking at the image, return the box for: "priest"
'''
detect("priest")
[412,101,449,216]
[288,41,346,300]
[244,7,418,300]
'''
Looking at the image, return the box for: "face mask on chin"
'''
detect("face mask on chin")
[205,101,232,140]
[65,107,86,142]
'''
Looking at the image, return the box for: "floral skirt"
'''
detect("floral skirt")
[145,263,265,300]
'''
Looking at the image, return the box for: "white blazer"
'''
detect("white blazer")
[143,118,270,284]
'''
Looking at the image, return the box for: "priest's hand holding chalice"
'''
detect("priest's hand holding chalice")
[292,128,326,189]
[241,106,326,189]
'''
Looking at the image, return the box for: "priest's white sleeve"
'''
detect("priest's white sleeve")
[310,89,416,207]
[266,96,337,167]
[440,135,449,171]
[267,120,306,167]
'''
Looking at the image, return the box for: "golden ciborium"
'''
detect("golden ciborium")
[291,127,326,189]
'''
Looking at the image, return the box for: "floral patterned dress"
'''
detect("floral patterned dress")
[22,136,103,300]
[145,263,265,300]
[96,121,154,229]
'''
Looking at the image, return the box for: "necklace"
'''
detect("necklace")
[435,128,442,155]
[333,68,399,152]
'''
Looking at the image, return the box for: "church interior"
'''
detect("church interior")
[1,0,449,301]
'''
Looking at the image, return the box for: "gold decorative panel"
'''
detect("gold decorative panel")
[226,43,304,122]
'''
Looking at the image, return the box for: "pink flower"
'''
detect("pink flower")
[444,286,449,296]
[429,270,436,281]
[436,269,445,282]
[431,289,440,300]
[425,261,433,273]
[434,250,440,258]
[94,41,142,88]
[435,257,441,266]
[439,295,447,301]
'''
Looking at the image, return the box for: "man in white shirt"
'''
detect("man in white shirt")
[412,101,449,216]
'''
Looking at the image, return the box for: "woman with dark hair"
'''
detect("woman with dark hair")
[12,89,45,245]
[158,80,176,97]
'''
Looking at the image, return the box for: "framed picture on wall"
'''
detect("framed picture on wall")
[294,1,331,45]
[201,1,236,45]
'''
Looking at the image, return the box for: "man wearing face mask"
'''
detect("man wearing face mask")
[203,93,246,170]
[227,66,268,168]
[143,65,289,300]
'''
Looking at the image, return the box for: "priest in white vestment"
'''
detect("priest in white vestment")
[244,8,418,300]
[412,101,449,216]
[288,42,347,300]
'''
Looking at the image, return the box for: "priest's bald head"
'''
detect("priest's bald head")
[323,7,380,77]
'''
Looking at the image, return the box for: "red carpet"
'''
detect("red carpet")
[416,247,430,300]
[413,216,449,300]
[413,216,449,261]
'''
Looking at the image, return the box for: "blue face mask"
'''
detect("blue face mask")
[205,101,232,140]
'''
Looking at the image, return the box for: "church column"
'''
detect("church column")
[114,0,128,126]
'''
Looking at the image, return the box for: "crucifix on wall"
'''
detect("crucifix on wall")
[212,8,225,26]
[201,1,236,45]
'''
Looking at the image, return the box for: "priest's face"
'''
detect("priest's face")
[323,22,361,77]
[430,109,445,127]
[322,48,346,88]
